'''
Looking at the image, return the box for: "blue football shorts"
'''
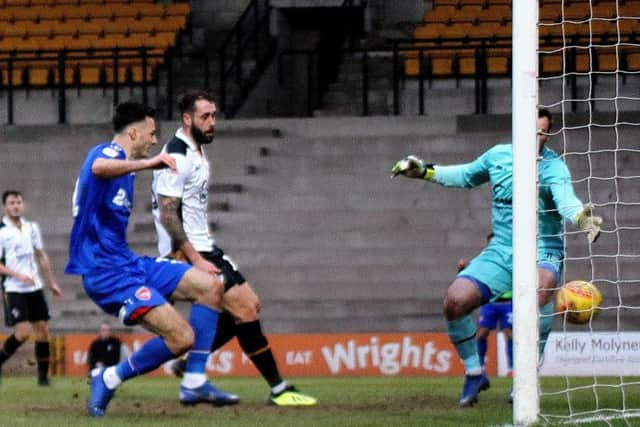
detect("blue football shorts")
[458,242,563,303]
[478,301,513,330]
[82,256,191,325]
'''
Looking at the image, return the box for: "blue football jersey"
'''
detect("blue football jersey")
[432,144,583,252]
[65,142,137,275]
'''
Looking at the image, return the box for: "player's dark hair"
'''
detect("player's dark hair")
[112,102,156,133]
[538,108,553,131]
[178,90,216,116]
[2,190,22,205]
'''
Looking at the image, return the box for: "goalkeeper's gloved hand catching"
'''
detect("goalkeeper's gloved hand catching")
[576,204,603,243]
[390,155,434,179]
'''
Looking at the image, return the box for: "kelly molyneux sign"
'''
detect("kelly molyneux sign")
[540,332,640,376]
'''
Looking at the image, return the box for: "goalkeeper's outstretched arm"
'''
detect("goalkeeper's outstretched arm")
[391,148,493,189]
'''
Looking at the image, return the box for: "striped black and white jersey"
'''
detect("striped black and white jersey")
[151,128,214,256]
[0,216,44,293]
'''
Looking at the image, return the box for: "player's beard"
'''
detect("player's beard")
[191,124,214,145]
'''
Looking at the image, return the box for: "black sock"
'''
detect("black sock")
[236,320,282,388]
[210,311,238,352]
[0,334,23,366]
[35,341,50,380]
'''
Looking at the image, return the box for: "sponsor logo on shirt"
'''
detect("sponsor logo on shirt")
[102,147,119,158]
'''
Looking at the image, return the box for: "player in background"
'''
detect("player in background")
[65,102,237,417]
[87,322,123,372]
[476,291,512,378]
[0,190,62,386]
[152,91,317,406]
[391,108,602,407]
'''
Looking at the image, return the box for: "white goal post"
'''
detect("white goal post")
[512,0,540,425]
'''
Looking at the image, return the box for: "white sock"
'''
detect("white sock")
[466,367,483,376]
[181,373,207,389]
[271,381,288,395]
[102,367,122,390]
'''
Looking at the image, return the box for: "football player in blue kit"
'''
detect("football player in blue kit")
[65,102,238,417]
[391,109,602,407]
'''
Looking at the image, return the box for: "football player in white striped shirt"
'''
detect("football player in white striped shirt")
[0,190,62,385]
[152,91,316,406]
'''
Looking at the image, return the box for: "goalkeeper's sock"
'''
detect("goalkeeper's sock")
[447,316,482,375]
[477,336,488,369]
[539,302,555,360]
[506,337,514,371]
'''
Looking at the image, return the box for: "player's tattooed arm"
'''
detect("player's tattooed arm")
[158,195,221,275]
[158,195,188,250]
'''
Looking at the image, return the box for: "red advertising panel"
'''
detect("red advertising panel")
[65,332,496,377]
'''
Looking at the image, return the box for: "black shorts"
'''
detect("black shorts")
[201,246,246,292]
[4,289,50,327]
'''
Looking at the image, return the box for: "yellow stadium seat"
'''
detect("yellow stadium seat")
[404,58,420,76]
[575,52,592,72]
[60,7,91,21]
[6,7,41,21]
[481,5,510,23]
[39,8,67,22]
[457,49,477,75]
[111,4,139,19]
[563,3,589,20]
[415,23,448,39]
[76,21,104,36]
[137,3,165,18]
[468,23,496,38]
[146,31,176,48]
[6,0,31,6]
[430,54,454,76]
[5,23,28,38]
[597,53,618,72]
[540,53,563,74]
[103,20,130,35]
[65,35,99,51]
[165,2,191,17]
[128,17,157,34]
[424,8,453,25]
[164,15,186,31]
[540,7,560,23]
[486,54,509,75]
[451,5,482,23]
[619,2,640,17]
[86,4,116,20]
[625,52,640,70]
[591,4,618,19]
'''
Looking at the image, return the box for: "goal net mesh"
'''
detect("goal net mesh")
[537,0,640,424]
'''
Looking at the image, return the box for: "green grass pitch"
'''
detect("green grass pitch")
[1,376,639,426]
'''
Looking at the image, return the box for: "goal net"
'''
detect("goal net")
[536,0,640,424]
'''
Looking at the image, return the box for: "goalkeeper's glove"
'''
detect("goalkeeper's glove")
[576,204,603,243]
[390,155,435,180]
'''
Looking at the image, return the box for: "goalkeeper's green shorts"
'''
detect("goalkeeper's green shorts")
[458,243,563,303]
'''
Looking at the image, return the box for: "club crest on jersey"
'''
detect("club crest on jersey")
[135,286,151,301]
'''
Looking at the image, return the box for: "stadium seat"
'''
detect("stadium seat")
[165,2,191,17]
[540,53,563,75]
[0,1,189,87]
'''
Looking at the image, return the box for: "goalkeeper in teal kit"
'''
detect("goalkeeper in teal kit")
[391,109,602,407]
